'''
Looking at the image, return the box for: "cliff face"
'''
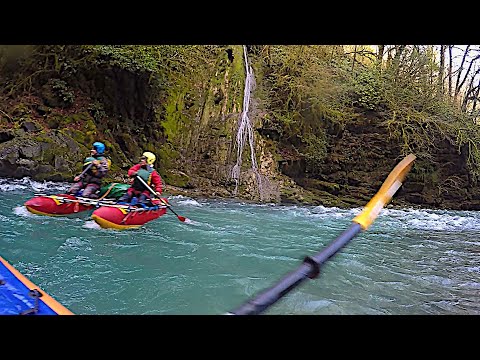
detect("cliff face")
[0,46,289,202]
[278,111,480,210]
[0,45,479,210]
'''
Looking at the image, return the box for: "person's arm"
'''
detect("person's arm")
[128,164,142,177]
[76,158,92,180]
[151,171,163,195]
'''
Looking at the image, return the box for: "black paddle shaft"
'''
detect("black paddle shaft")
[229,222,362,315]
[78,162,93,179]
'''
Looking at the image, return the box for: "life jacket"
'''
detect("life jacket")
[83,155,109,185]
[132,165,154,191]
[83,156,95,170]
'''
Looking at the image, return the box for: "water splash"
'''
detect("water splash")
[0,177,68,193]
[231,45,263,198]
[176,198,203,207]
[83,220,102,230]
[14,206,35,217]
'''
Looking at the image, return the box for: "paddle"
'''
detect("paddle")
[75,162,94,181]
[135,175,191,223]
[227,153,416,315]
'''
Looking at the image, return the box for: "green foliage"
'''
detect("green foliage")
[81,45,224,89]
[299,132,328,171]
[87,101,106,122]
[3,44,480,186]
[50,79,74,105]
[252,45,480,181]
[87,45,162,73]
[452,117,480,183]
[351,69,381,110]
[256,45,354,141]
[381,98,480,182]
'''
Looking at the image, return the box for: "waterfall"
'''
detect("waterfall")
[231,45,263,197]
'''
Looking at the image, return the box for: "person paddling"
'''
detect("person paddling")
[117,151,163,205]
[67,142,110,199]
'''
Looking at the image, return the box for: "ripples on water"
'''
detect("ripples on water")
[1,178,479,315]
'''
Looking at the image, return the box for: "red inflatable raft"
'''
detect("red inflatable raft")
[24,194,95,216]
[24,183,130,216]
[91,199,168,230]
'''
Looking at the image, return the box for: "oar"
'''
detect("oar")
[227,153,416,315]
[76,162,94,180]
[135,175,191,223]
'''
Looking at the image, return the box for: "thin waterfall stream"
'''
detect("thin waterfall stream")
[231,45,263,198]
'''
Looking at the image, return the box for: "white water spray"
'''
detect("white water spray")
[231,45,263,197]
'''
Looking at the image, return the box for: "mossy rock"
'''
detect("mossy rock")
[64,128,87,146]
[11,103,32,117]
[338,196,366,207]
[157,144,179,169]
[46,115,62,129]
[302,178,341,193]
[164,170,190,188]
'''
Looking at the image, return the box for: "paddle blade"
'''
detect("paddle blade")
[178,215,193,224]
[353,153,416,230]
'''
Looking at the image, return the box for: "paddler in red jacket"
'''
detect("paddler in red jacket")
[118,151,163,205]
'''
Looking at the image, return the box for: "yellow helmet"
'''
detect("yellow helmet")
[142,151,156,165]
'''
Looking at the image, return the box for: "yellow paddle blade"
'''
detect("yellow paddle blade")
[353,153,416,230]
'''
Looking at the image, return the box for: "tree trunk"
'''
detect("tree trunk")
[351,45,357,73]
[377,45,385,64]
[448,45,453,98]
[437,45,445,99]
[454,45,471,104]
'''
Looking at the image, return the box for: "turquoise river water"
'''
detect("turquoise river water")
[1,177,479,315]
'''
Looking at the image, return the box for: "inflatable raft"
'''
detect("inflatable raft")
[91,198,168,230]
[24,193,96,216]
[24,183,129,216]
[0,255,73,315]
